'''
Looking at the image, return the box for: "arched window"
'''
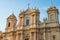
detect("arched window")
[26,19,29,25]
[50,15,54,21]
[8,23,10,27]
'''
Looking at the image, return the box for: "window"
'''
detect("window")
[50,15,54,21]
[8,23,10,27]
[26,19,29,25]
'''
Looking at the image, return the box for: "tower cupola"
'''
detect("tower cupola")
[47,5,59,23]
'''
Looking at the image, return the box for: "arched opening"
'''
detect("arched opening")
[50,15,54,21]
[8,23,10,27]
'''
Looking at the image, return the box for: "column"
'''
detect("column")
[43,32,46,40]
[16,33,18,40]
[16,33,21,40]
[37,32,41,40]
[30,33,32,40]
[21,33,24,40]
[34,32,37,40]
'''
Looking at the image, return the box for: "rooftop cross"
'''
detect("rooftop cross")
[28,3,30,9]
[51,0,53,6]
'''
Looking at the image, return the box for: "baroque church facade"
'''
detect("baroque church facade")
[0,5,60,40]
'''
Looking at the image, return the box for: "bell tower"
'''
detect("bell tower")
[5,13,17,32]
[47,5,59,23]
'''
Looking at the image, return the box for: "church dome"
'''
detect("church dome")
[47,5,58,12]
[7,12,17,20]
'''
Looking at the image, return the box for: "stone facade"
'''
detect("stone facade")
[1,5,60,40]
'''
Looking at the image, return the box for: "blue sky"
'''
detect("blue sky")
[0,0,60,32]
